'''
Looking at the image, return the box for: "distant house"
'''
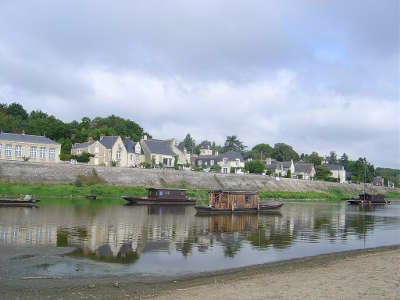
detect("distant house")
[123,137,144,167]
[140,136,186,168]
[199,141,213,156]
[326,164,346,183]
[71,137,107,166]
[264,158,295,177]
[294,162,316,180]
[195,150,244,174]
[0,131,61,163]
[373,176,384,186]
[98,136,129,167]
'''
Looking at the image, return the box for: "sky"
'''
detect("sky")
[0,0,399,168]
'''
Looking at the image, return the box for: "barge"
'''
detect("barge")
[347,193,389,206]
[122,188,196,205]
[0,195,39,207]
[195,190,283,215]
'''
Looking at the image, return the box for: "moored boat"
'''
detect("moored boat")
[347,193,389,206]
[0,195,39,207]
[195,190,283,215]
[122,188,196,205]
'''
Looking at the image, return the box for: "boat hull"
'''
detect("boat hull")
[0,198,38,207]
[195,202,283,215]
[122,196,196,205]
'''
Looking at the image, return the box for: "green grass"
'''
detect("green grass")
[259,189,355,202]
[385,191,400,199]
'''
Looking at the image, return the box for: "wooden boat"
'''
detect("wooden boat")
[0,195,39,207]
[347,193,389,206]
[122,188,196,205]
[195,190,283,215]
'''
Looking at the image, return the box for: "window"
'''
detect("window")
[116,150,121,160]
[40,147,46,160]
[77,149,81,154]
[245,195,251,203]
[15,145,22,158]
[198,160,202,166]
[49,148,56,161]
[210,160,214,166]
[5,144,12,157]
[0,144,2,157]
[130,154,133,161]
[95,145,99,154]
[30,146,37,160]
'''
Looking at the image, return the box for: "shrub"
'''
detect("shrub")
[245,160,265,174]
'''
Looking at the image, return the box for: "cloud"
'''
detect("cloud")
[0,0,398,167]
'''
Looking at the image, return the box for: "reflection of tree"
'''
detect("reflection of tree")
[68,243,139,264]
[345,212,375,239]
[247,222,294,250]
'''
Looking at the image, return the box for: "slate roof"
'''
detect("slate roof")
[0,132,59,145]
[123,138,135,153]
[143,139,175,156]
[326,164,344,171]
[100,136,119,149]
[281,161,293,168]
[72,141,95,149]
[220,151,244,161]
[265,161,281,171]
[199,140,212,149]
[294,162,314,174]
[195,155,220,165]
[177,142,186,152]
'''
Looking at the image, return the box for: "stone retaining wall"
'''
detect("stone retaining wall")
[0,160,397,194]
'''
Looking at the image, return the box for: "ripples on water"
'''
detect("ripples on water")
[0,201,399,276]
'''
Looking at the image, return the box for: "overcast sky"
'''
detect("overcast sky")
[0,0,399,167]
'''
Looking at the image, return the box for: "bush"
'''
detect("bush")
[210,165,221,173]
[71,152,93,163]
[75,169,105,186]
[245,160,265,174]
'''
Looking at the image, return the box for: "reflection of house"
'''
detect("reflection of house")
[195,151,245,174]
[71,135,143,167]
[326,164,346,183]
[294,162,316,180]
[0,132,61,163]
[265,158,295,177]
[140,136,187,168]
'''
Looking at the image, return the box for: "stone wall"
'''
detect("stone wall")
[0,160,397,194]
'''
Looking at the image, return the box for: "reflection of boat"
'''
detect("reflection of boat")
[0,195,39,207]
[195,190,283,215]
[122,188,196,205]
[347,193,389,205]
[147,205,186,215]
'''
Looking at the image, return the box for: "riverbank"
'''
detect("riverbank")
[1,246,398,299]
[0,180,361,204]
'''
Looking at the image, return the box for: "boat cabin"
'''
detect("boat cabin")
[359,193,385,202]
[208,190,259,210]
[147,188,188,201]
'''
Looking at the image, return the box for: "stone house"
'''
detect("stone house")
[294,162,316,180]
[140,137,187,168]
[199,141,213,156]
[265,158,295,177]
[71,138,107,166]
[195,150,245,174]
[123,137,144,167]
[326,164,346,183]
[0,132,61,163]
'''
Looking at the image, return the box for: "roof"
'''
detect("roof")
[148,188,187,191]
[177,142,186,152]
[281,161,292,168]
[326,164,344,171]
[143,139,175,156]
[199,141,212,149]
[294,162,314,173]
[195,155,220,164]
[209,189,258,194]
[0,132,59,145]
[123,138,135,153]
[72,140,95,149]
[220,151,244,161]
[100,136,119,149]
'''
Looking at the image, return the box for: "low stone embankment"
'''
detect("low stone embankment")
[0,160,397,194]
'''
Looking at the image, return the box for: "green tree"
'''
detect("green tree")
[315,165,332,181]
[251,143,273,160]
[223,135,246,153]
[327,151,338,164]
[6,102,28,120]
[183,133,195,153]
[301,151,322,165]
[272,143,299,162]
[245,160,265,174]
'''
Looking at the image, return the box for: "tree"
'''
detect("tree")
[301,151,322,165]
[245,160,265,174]
[327,151,337,164]
[286,169,292,178]
[315,165,332,181]
[340,153,349,168]
[6,102,28,120]
[223,135,246,153]
[251,143,273,160]
[183,133,195,153]
[272,143,299,162]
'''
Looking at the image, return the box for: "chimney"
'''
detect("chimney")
[21,130,25,135]
[143,134,148,140]
[88,136,93,142]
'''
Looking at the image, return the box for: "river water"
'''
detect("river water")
[0,200,399,278]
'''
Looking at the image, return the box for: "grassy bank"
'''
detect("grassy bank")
[385,191,400,199]
[259,189,355,202]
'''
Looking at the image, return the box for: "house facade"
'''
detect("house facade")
[294,162,316,180]
[0,132,61,163]
[265,158,295,177]
[141,137,186,168]
[199,141,213,156]
[326,164,346,183]
[195,150,245,174]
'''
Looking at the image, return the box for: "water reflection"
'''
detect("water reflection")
[0,202,399,268]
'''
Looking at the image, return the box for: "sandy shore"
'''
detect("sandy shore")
[1,246,399,299]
